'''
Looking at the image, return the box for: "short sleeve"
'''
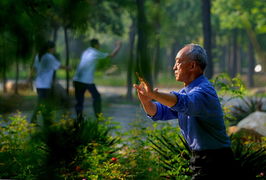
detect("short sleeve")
[48,54,61,70]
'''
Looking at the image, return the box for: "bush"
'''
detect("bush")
[231,135,266,179]
[0,113,45,179]
[0,112,122,179]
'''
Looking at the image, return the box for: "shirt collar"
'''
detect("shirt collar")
[184,75,206,93]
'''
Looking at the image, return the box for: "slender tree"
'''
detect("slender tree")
[127,16,137,100]
[247,40,255,87]
[201,0,213,78]
[150,0,161,84]
[136,0,152,85]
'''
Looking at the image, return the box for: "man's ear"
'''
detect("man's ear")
[190,61,197,70]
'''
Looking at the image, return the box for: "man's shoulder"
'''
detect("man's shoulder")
[84,47,106,55]
[196,80,219,97]
[42,53,55,60]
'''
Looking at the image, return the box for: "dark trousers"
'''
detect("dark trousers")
[31,88,53,124]
[190,147,237,180]
[37,88,51,99]
[73,81,101,119]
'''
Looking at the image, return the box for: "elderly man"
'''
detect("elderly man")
[134,44,235,179]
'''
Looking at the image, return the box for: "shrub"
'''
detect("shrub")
[38,114,121,179]
[0,112,121,179]
[231,135,266,179]
[72,143,128,180]
[146,122,192,180]
[115,118,163,180]
[0,113,45,179]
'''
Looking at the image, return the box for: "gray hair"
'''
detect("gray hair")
[185,43,208,71]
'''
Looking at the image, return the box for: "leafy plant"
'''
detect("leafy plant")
[211,73,246,101]
[148,133,192,179]
[0,112,121,179]
[72,143,128,180]
[0,113,45,179]
[231,135,266,179]
[37,114,121,179]
[114,117,163,180]
[210,73,247,125]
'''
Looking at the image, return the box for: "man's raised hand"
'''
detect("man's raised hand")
[134,72,158,102]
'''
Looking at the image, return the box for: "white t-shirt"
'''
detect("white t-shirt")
[73,47,108,84]
[34,53,61,88]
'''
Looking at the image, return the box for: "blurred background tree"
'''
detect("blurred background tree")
[0,0,265,95]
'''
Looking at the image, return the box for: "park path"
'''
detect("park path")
[1,84,178,134]
[1,81,265,134]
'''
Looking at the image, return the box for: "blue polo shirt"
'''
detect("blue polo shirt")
[150,75,231,151]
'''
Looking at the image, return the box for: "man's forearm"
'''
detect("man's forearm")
[110,44,121,57]
[141,100,157,116]
[150,91,177,107]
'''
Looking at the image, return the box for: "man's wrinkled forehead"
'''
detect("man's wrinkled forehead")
[175,46,190,60]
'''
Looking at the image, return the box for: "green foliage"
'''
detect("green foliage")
[147,124,192,179]
[231,135,266,179]
[211,73,246,99]
[96,57,111,71]
[71,143,128,179]
[211,73,246,125]
[1,109,266,179]
[213,0,266,33]
[118,120,162,179]
[0,113,45,179]
[0,112,122,179]
[38,114,121,179]
[158,0,202,47]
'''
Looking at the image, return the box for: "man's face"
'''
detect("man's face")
[173,47,192,82]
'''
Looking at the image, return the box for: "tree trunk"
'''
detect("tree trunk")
[237,46,242,75]
[219,46,226,73]
[15,59,19,94]
[230,29,238,78]
[53,26,58,43]
[226,39,231,75]
[126,17,136,100]
[3,63,7,93]
[136,0,152,86]
[152,0,160,84]
[64,27,70,95]
[2,37,7,93]
[201,0,213,79]
[247,40,255,88]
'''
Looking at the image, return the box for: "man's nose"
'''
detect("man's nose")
[173,64,177,70]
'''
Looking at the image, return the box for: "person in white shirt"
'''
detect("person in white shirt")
[73,39,121,121]
[31,41,69,123]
